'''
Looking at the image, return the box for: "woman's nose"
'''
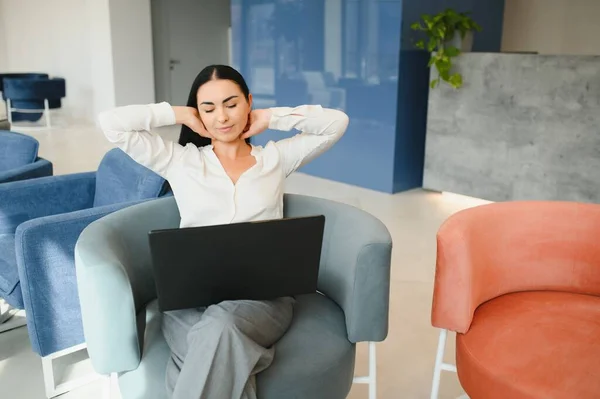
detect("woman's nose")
[216,108,228,123]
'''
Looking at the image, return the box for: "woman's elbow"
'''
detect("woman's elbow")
[96,110,127,143]
[97,109,116,132]
[331,109,349,135]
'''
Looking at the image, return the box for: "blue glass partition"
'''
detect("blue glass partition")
[231,0,504,193]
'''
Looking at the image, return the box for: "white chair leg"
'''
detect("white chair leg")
[431,329,448,399]
[368,341,377,399]
[42,353,56,398]
[6,98,53,131]
[7,98,12,125]
[353,341,377,399]
[102,373,118,399]
[41,343,105,398]
[431,329,460,399]
[44,98,51,128]
[102,375,110,399]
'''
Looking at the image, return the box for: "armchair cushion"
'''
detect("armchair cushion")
[456,291,600,399]
[0,130,39,170]
[0,234,22,308]
[117,294,355,399]
[256,293,355,399]
[93,149,165,207]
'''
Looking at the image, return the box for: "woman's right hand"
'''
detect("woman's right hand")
[172,106,213,139]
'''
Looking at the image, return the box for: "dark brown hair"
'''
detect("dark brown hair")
[178,64,251,148]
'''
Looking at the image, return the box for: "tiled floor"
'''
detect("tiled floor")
[0,120,490,398]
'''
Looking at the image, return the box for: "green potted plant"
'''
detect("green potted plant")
[411,9,482,89]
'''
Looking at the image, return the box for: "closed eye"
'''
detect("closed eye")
[227,104,237,109]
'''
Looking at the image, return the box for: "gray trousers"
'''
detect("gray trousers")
[161,297,295,399]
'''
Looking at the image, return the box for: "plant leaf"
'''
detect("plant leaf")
[422,14,435,30]
[427,39,437,52]
[415,40,425,49]
[430,78,439,89]
[427,57,435,67]
[436,26,446,39]
[410,22,423,31]
[445,46,460,57]
[435,57,451,73]
[448,73,463,88]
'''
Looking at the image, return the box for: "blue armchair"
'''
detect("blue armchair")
[0,148,167,398]
[0,130,53,183]
[75,195,392,399]
[0,73,48,122]
[3,77,66,128]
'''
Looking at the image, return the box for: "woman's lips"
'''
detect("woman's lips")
[217,126,233,133]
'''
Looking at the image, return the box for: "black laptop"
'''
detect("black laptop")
[148,215,325,311]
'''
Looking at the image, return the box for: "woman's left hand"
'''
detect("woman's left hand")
[241,109,272,139]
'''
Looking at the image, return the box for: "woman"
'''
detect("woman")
[98,65,348,399]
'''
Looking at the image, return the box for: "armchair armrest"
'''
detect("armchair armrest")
[15,198,154,357]
[0,157,53,183]
[75,197,180,374]
[283,194,393,343]
[0,172,95,234]
[432,201,600,334]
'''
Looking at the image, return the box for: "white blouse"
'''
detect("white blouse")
[98,102,348,228]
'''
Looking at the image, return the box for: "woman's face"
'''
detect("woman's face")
[196,79,252,142]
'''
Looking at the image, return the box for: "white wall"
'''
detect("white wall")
[86,0,116,117]
[0,0,156,122]
[502,0,600,55]
[0,6,8,71]
[109,0,155,106]
[0,0,93,121]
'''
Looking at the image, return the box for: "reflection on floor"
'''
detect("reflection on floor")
[0,122,490,398]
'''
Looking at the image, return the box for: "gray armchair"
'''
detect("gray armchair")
[75,194,392,399]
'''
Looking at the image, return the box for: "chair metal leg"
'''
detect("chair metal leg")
[368,341,377,399]
[6,97,53,130]
[42,343,104,398]
[102,373,118,399]
[431,329,459,399]
[353,341,377,399]
[431,329,448,399]
[7,98,12,125]
[44,98,51,128]
[102,375,111,399]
